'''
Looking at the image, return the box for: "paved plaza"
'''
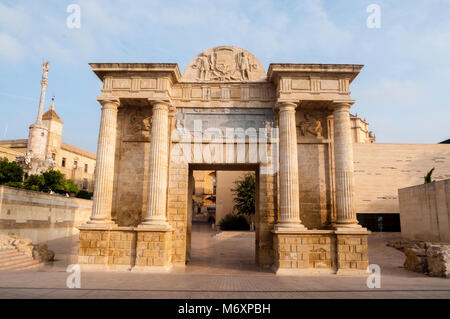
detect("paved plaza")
[0,223,448,299]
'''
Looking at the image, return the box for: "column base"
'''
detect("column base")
[81,220,117,230]
[137,221,172,231]
[274,223,307,232]
[333,223,367,232]
[131,265,172,273]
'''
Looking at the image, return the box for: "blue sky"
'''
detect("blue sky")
[0,0,449,153]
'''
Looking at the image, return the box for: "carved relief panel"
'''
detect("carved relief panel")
[122,106,153,142]
[182,46,266,82]
[295,109,330,142]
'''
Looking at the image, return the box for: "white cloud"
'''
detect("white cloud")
[0,3,31,36]
[360,78,426,109]
[0,32,26,62]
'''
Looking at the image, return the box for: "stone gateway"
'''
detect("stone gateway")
[78,46,370,275]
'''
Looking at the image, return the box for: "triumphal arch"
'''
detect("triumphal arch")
[78,46,370,275]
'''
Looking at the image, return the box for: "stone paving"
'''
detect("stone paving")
[0,223,449,299]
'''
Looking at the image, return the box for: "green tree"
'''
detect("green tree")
[0,158,24,185]
[42,170,66,193]
[231,173,256,216]
[24,174,45,191]
[64,179,79,194]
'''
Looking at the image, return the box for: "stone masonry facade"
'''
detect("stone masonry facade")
[79,228,173,269]
[273,231,369,274]
[78,46,371,274]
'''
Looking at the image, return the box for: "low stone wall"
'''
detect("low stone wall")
[398,179,450,242]
[79,227,370,275]
[0,186,92,244]
[78,227,173,271]
[272,230,370,275]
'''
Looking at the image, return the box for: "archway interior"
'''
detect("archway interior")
[187,163,259,272]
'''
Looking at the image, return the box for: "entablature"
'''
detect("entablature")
[268,63,363,102]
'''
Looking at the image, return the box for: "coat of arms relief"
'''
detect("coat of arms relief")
[123,107,152,142]
[183,46,266,82]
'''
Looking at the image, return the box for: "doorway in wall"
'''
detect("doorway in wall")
[186,164,259,273]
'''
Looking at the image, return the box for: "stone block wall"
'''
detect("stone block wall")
[0,186,91,244]
[78,228,136,267]
[108,230,136,265]
[78,228,173,269]
[135,230,173,267]
[398,179,450,242]
[167,160,189,266]
[256,170,277,268]
[273,232,335,273]
[297,143,333,229]
[336,233,369,273]
[273,231,369,274]
[353,143,450,214]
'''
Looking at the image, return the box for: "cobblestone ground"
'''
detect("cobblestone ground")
[0,223,449,299]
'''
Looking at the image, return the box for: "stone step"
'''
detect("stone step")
[0,250,21,258]
[0,262,43,272]
[0,255,37,267]
[0,249,43,272]
[0,258,40,270]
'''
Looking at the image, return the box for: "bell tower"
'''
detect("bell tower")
[42,97,64,161]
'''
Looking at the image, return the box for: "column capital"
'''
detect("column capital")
[276,101,298,112]
[148,99,171,111]
[332,101,354,111]
[96,97,120,109]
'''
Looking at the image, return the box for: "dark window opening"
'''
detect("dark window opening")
[357,213,401,232]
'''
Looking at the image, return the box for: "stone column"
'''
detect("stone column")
[140,100,171,229]
[87,97,120,226]
[275,102,306,230]
[333,102,361,228]
[27,61,50,160]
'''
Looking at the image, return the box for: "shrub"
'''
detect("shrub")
[64,179,79,194]
[424,168,435,184]
[24,174,45,191]
[3,181,24,189]
[76,190,93,200]
[0,158,24,185]
[219,214,250,231]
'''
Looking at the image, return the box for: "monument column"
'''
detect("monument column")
[27,61,50,160]
[332,102,361,228]
[87,97,120,225]
[275,102,306,230]
[140,100,171,229]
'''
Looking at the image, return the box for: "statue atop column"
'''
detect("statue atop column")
[16,61,56,175]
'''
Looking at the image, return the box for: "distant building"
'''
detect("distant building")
[0,62,95,192]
